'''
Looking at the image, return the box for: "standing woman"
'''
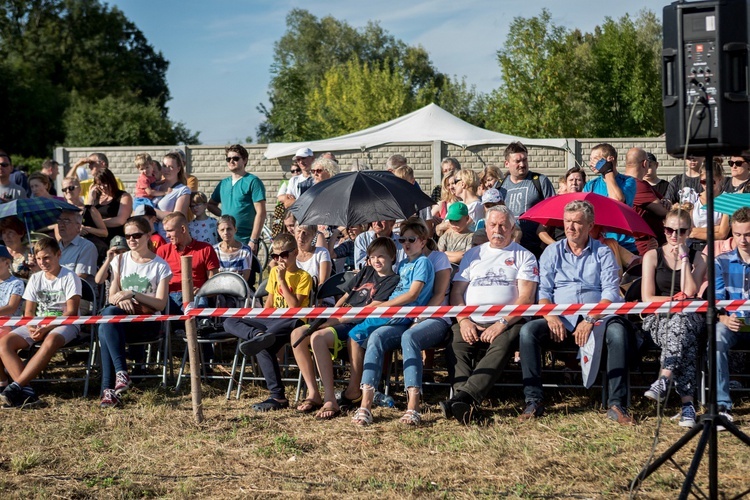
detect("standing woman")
[154,152,191,237]
[478,165,502,196]
[640,206,706,427]
[452,169,484,226]
[89,169,133,245]
[61,177,108,261]
[97,216,172,408]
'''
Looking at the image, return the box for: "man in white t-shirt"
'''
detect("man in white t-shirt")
[0,238,81,407]
[441,205,539,424]
[280,147,315,208]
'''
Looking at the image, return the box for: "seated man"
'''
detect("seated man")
[518,200,632,425]
[714,206,750,428]
[441,205,539,424]
[223,233,313,412]
[56,210,98,286]
[0,238,82,407]
[353,219,405,269]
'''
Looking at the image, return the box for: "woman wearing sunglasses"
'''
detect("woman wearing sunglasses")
[722,156,750,193]
[686,163,729,253]
[97,216,172,408]
[640,205,706,428]
[61,177,108,262]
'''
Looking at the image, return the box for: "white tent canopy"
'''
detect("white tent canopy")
[263,103,570,159]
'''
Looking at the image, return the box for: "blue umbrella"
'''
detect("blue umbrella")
[0,197,82,245]
[707,193,750,216]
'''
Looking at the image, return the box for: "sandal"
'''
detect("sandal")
[252,398,289,412]
[351,407,373,426]
[337,391,362,412]
[315,403,342,420]
[400,409,422,426]
[296,398,323,414]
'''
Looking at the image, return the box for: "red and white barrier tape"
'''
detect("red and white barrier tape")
[1,299,747,327]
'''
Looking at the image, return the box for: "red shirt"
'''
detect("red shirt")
[157,239,219,292]
[632,178,665,256]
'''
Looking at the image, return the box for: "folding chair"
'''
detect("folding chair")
[174,272,252,398]
[124,297,172,387]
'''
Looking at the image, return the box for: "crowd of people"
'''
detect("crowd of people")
[0,143,747,431]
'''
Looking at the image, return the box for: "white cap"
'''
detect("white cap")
[293,147,314,159]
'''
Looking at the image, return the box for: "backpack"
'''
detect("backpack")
[501,171,546,200]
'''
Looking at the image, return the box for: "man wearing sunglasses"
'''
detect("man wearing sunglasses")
[280,147,315,209]
[0,150,27,202]
[207,144,266,252]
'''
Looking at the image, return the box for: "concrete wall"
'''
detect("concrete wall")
[54,137,688,222]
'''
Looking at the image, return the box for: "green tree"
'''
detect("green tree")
[64,93,199,147]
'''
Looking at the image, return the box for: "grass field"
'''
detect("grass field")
[0,380,748,499]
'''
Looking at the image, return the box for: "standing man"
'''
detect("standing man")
[208,144,266,251]
[71,153,124,201]
[280,148,314,208]
[0,151,27,202]
[517,200,632,425]
[644,152,669,198]
[665,155,703,204]
[497,142,556,258]
[41,159,60,196]
[623,147,669,255]
[583,143,638,253]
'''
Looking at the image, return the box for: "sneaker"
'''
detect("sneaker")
[607,404,634,425]
[0,384,40,409]
[100,389,120,409]
[717,406,733,432]
[644,376,669,403]
[114,371,132,396]
[679,403,697,428]
[518,401,545,422]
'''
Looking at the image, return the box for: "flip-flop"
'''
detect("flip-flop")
[315,404,342,420]
[239,332,276,357]
[252,398,289,412]
[296,398,323,413]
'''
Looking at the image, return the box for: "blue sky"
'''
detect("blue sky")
[109,0,664,144]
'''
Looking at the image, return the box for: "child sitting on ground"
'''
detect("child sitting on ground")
[223,233,312,412]
[0,237,81,407]
[133,153,167,210]
[438,202,474,264]
[290,236,401,420]
[188,192,218,245]
[213,215,254,284]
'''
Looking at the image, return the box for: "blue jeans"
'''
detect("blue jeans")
[401,319,451,390]
[715,322,750,410]
[360,324,410,389]
[98,305,161,393]
[519,317,630,407]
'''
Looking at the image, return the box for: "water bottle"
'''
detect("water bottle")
[373,391,395,408]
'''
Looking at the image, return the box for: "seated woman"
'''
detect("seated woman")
[97,216,172,408]
[61,177,109,263]
[89,169,133,246]
[294,223,331,285]
[686,164,730,254]
[0,217,30,280]
[641,205,706,428]
[29,172,63,201]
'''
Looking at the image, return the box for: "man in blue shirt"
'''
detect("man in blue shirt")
[583,143,638,253]
[713,207,750,427]
[518,200,633,425]
[208,144,266,252]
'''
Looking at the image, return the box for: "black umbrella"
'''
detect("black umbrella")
[289,170,435,226]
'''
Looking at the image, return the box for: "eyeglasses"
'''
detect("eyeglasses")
[290,168,301,174]
[125,232,145,240]
[311,169,325,174]
[452,179,462,185]
[398,236,418,244]
[57,219,78,226]
[271,250,291,260]
[0,163,10,168]
[61,186,78,193]
[664,227,690,237]
[225,156,242,163]
[728,160,747,167]
[699,178,716,185]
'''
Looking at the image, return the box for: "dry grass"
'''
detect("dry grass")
[0,380,748,499]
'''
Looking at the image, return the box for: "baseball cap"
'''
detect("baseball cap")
[646,152,657,163]
[293,147,314,159]
[446,202,469,221]
[109,235,128,251]
[481,188,503,204]
[133,204,157,217]
[0,245,12,261]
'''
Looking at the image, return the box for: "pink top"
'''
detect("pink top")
[135,172,157,198]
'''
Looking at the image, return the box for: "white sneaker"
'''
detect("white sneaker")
[717,408,733,432]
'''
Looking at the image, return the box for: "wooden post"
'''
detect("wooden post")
[180,255,204,423]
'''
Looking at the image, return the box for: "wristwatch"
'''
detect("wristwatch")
[249,238,259,244]
[584,315,597,324]
[496,317,509,326]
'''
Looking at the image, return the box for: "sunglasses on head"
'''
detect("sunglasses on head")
[271,250,291,260]
[728,160,747,167]
[225,156,242,163]
[664,227,689,237]
[125,232,145,240]
[398,236,418,244]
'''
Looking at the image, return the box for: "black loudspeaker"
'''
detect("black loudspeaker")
[663,0,750,156]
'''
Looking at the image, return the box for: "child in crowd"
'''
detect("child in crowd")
[213,215,254,283]
[0,245,24,324]
[133,153,166,209]
[0,238,81,407]
[473,189,504,231]
[223,233,312,412]
[438,202,474,264]
[132,204,167,250]
[189,192,218,245]
[351,217,435,426]
[290,236,400,419]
